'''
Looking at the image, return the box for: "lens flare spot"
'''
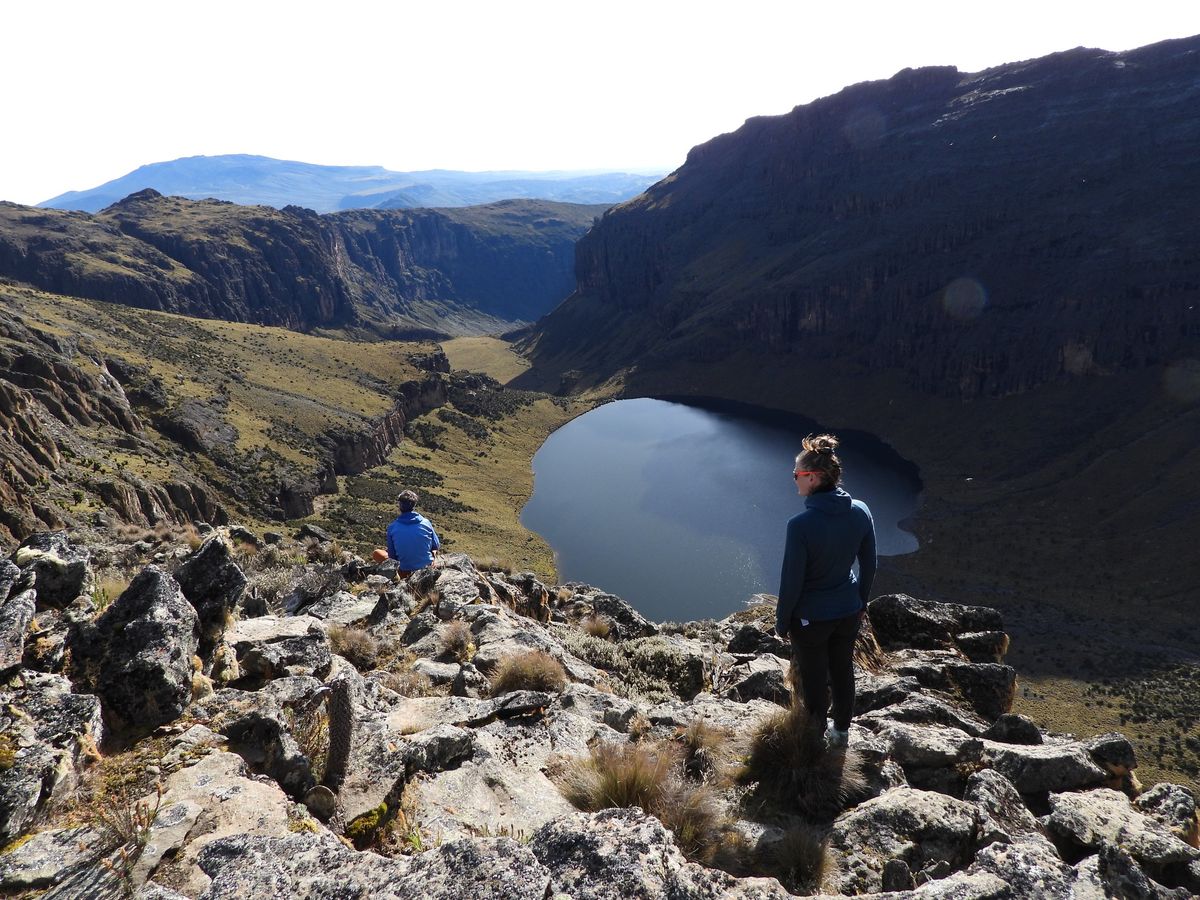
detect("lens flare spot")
[941,278,987,320]
[1164,358,1200,404]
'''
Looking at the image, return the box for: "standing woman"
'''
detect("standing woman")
[775,434,877,748]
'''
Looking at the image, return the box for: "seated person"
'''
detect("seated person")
[386,490,441,576]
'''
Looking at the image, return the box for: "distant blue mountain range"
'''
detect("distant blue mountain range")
[40,154,667,213]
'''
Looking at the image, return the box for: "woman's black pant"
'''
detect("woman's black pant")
[789,612,861,731]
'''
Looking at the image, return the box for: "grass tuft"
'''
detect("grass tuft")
[489,650,567,695]
[582,615,613,640]
[677,720,730,782]
[328,624,382,671]
[556,740,735,865]
[439,620,475,663]
[735,702,869,819]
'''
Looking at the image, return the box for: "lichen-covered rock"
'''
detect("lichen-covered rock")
[1135,783,1200,847]
[530,808,791,899]
[963,768,1041,840]
[1046,788,1200,891]
[198,831,551,899]
[967,837,1074,898]
[14,531,93,608]
[198,689,317,799]
[977,737,1108,794]
[578,589,659,639]
[175,534,246,652]
[722,654,791,706]
[0,673,103,842]
[867,594,1004,654]
[858,693,989,736]
[553,683,642,732]
[889,650,1016,721]
[981,712,1042,745]
[1084,731,1138,782]
[726,622,789,658]
[828,787,986,894]
[145,749,325,896]
[0,825,104,891]
[226,616,332,683]
[0,587,34,676]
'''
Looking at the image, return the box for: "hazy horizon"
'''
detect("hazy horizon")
[3,1,1199,205]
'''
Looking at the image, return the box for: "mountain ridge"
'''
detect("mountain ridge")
[0,191,605,335]
[39,154,665,214]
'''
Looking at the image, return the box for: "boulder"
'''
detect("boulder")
[968,837,1075,898]
[69,566,198,731]
[977,737,1108,794]
[197,831,550,899]
[721,654,791,706]
[581,590,659,639]
[858,693,989,736]
[0,587,35,676]
[175,535,246,652]
[530,807,792,899]
[0,560,20,602]
[726,622,789,658]
[552,683,642,733]
[828,787,986,894]
[14,531,92,608]
[1071,844,1195,900]
[0,826,106,892]
[867,594,1005,653]
[303,590,377,625]
[1085,731,1138,783]
[296,523,331,543]
[981,712,1043,745]
[0,673,104,842]
[890,649,1016,720]
[226,616,332,683]
[963,768,1041,839]
[1046,789,1200,890]
[854,671,923,714]
[1135,783,1200,847]
[132,749,320,896]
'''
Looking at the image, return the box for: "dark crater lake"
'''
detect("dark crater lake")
[521,398,921,622]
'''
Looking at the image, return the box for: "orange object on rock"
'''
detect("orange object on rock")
[371,548,389,563]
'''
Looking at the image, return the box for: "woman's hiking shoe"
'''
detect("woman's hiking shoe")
[825,726,849,750]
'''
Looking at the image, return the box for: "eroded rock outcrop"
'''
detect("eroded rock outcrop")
[2,541,1196,899]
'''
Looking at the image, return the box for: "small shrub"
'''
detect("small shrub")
[439,621,475,663]
[582,616,613,640]
[328,624,381,671]
[87,779,164,887]
[490,650,567,696]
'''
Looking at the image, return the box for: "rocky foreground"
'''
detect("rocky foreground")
[1,529,1198,899]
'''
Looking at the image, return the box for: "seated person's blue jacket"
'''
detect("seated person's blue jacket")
[386,512,441,570]
[776,487,876,636]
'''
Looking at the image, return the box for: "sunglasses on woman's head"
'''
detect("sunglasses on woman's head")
[794,470,819,479]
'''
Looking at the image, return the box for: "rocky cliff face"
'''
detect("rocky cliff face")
[2,532,1196,898]
[0,192,602,336]
[525,37,1200,398]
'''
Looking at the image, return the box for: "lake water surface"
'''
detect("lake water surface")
[521,398,920,622]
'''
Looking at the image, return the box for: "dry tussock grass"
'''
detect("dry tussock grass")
[736,702,869,820]
[556,740,736,865]
[439,620,475,663]
[328,624,382,671]
[582,615,613,640]
[489,650,567,695]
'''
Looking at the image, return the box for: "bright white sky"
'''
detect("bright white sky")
[2,1,1198,205]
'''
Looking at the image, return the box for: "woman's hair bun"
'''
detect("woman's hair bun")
[802,433,839,455]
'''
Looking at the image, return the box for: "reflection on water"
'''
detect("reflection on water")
[521,398,920,622]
